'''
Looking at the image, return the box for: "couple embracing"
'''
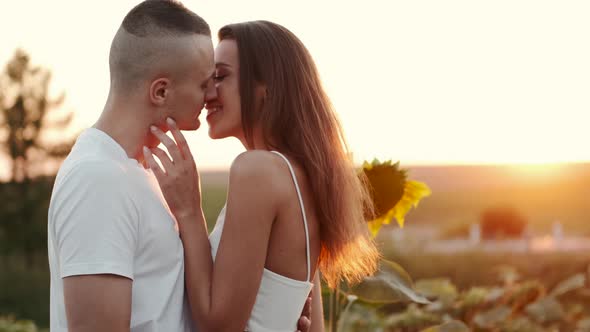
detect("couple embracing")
[48,1,378,331]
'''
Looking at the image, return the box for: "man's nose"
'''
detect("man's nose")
[204,79,218,102]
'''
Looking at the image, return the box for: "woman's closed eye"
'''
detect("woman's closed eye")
[213,74,227,83]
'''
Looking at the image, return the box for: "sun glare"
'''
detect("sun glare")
[508,163,566,179]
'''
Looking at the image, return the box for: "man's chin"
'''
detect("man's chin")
[178,120,201,131]
[194,120,201,130]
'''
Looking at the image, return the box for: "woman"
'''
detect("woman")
[144,21,379,331]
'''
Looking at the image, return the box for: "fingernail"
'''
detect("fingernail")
[166,117,174,125]
[150,125,157,132]
[143,146,149,154]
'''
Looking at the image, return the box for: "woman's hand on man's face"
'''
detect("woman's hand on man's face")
[143,117,203,222]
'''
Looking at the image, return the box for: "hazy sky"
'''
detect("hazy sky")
[1,0,589,175]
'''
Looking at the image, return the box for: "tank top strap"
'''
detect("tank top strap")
[270,151,311,282]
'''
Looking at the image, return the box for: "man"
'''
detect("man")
[47,1,312,331]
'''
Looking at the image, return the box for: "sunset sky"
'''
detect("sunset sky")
[1,0,589,178]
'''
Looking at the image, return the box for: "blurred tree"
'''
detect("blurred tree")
[480,206,528,239]
[0,49,74,182]
[0,49,75,266]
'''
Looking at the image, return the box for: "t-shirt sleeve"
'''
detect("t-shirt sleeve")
[52,161,139,279]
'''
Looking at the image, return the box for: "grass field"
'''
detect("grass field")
[0,255,49,328]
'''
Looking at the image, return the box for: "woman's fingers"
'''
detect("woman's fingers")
[150,147,174,173]
[296,316,311,332]
[150,125,184,163]
[166,117,194,164]
[143,146,165,180]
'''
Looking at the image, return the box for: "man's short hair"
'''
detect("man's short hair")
[109,0,211,91]
[122,0,210,37]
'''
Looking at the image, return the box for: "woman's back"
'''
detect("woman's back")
[209,150,320,331]
[264,152,320,282]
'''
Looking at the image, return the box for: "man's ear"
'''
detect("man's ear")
[149,78,171,106]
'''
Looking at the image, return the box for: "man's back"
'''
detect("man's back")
[48,128,193,331]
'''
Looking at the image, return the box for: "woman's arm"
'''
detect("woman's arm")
[310,272,325,332]
[145,121,280,331]
[182,153,279,331]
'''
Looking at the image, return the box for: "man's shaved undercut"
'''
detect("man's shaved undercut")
[109,0,210,91]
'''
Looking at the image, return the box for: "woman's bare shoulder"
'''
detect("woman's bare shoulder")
[228,150,296,199]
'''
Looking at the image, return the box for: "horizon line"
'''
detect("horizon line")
[196,159,590,172]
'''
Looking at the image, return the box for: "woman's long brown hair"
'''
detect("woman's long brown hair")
[219,21,379,288]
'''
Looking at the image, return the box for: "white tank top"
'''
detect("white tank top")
[209,151,314,332]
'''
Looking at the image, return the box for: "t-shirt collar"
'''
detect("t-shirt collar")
[81,127,133,162]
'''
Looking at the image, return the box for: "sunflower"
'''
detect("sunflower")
[361,159,431,237]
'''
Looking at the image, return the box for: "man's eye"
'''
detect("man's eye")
[213,75,226,82]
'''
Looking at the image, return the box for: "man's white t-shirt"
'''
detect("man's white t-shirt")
[48,128,194,332]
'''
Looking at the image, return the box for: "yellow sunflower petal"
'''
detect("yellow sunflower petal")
[404,180,432,208]
[375,180,432,230]
[367,218,383,237]
[362,160,374,171]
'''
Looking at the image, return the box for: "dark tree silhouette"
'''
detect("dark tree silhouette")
[0,49,75,266]
[480,206,528,239]
[0,49,74,182]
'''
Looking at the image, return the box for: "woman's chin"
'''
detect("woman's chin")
[207,123,239,140]
[208,127,225,140]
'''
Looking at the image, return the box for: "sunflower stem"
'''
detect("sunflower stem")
[328,283,340,332]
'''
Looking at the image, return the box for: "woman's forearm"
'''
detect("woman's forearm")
[178,212,217,330]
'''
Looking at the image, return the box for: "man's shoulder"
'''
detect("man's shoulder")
[49,157,141,224]
[58,156,130,186]
[57,128,135,184]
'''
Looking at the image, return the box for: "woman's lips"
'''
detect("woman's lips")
[206,107,222,121]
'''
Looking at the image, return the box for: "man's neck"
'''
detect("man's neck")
[94,97,153,161]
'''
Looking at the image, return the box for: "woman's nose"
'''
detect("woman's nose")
[204,79,218,102]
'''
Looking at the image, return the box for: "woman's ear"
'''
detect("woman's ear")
[149,78,171,106]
